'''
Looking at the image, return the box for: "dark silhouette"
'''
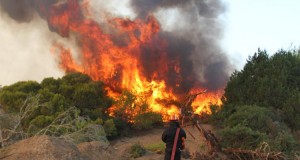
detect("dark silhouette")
[162,118,186,160]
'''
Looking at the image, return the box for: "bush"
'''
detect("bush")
[64,124,108,144]
[130,143,146,158]
[220,124,268,149]
[0,91,28,112]
[269,131,298,153]
[224,105,275,133]
[103,119,117,138]
[145,142,165,154]
[133,112,163,130]
[29,115,54,130]
[222,50,300,131]
[112,118,130,137]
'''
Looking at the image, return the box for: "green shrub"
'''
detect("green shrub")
[29,115,54,128]
[133,112,163,130]
[103,119,118,138]
[130,143,146,158]
[113,118,130,137]
[220,124,268,149]
[64,124,108,144]
[269,131,298,153]
[145,142,165,154]
[225,105,275,133]
[0,91,28,112]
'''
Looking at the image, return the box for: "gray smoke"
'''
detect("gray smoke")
[0,0,59,22]
[0,0,232,91]
[130,0,189,18]
[0,0,71,85]
[131,0,231,90]
[0,0,35,22]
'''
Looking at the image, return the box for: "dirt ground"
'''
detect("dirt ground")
[108,124,215,160]
[0,124,216,160]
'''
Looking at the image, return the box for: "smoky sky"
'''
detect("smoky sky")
[131,0,231,91]
[0,0,232,91]
[0,0,58,22]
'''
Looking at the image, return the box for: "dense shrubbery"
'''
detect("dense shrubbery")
[212,49,300,154]
[0,73,113,135]
[0,72,164,144]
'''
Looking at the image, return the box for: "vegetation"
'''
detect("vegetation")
[0,72,164,146]
[129,143,146,158]
[144,142,165,154]
[109,90,163,134]
[212,49,300,155]
[1,48,299,158]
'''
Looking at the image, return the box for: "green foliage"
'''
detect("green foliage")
[0,72,113,140]
[130,143,146,158]
[133,112,163,130]
[216,104,297,152]
[0,91,28,112]
[29,115,53,129]
[61,72,92,86]
[225,105,275,132]
[4,81,41,93]
[64,124,108,144]
[112,117,130,137]
[282,92,300,130]
[269,131,298,153]
[103,119,118,138]
[144,142,165,154]
[220,124,268,149]
[216,49,300,154]
[41,77,60,93]
[93,118,103,125]
[223,49,300,130]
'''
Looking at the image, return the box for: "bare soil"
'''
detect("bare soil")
[0,125,215,160]
[108,124,214,160]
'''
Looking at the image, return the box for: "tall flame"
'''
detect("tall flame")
[46,0,223,119]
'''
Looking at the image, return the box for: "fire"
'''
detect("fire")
[44,0,223,120]
[192,91,223,114]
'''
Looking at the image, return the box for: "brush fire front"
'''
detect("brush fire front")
[2,0,225,119]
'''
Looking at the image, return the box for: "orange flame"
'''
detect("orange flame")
[46,0,223,120]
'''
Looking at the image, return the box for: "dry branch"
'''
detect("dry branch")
[181,91,222,153]
[224,148,286,160]
[0,96,39,147]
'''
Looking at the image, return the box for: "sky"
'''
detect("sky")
[0,0,300,85]
[223,0,300,68]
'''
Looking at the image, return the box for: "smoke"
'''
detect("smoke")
[0,0,59,22]
[0,0,73,85]
[0,0,232,92]
[131,0,231,91]
[0,0,35,22]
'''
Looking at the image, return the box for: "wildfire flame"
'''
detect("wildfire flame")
[46,0,223,120]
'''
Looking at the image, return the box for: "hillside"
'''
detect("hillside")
[0,125,215,160]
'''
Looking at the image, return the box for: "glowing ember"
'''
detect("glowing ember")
[44,0,223,120]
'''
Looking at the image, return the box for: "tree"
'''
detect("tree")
[222,49,300,129]
[215,49,300,153]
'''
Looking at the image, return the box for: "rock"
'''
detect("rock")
[77,141,112,160]
[0,135,82,160]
